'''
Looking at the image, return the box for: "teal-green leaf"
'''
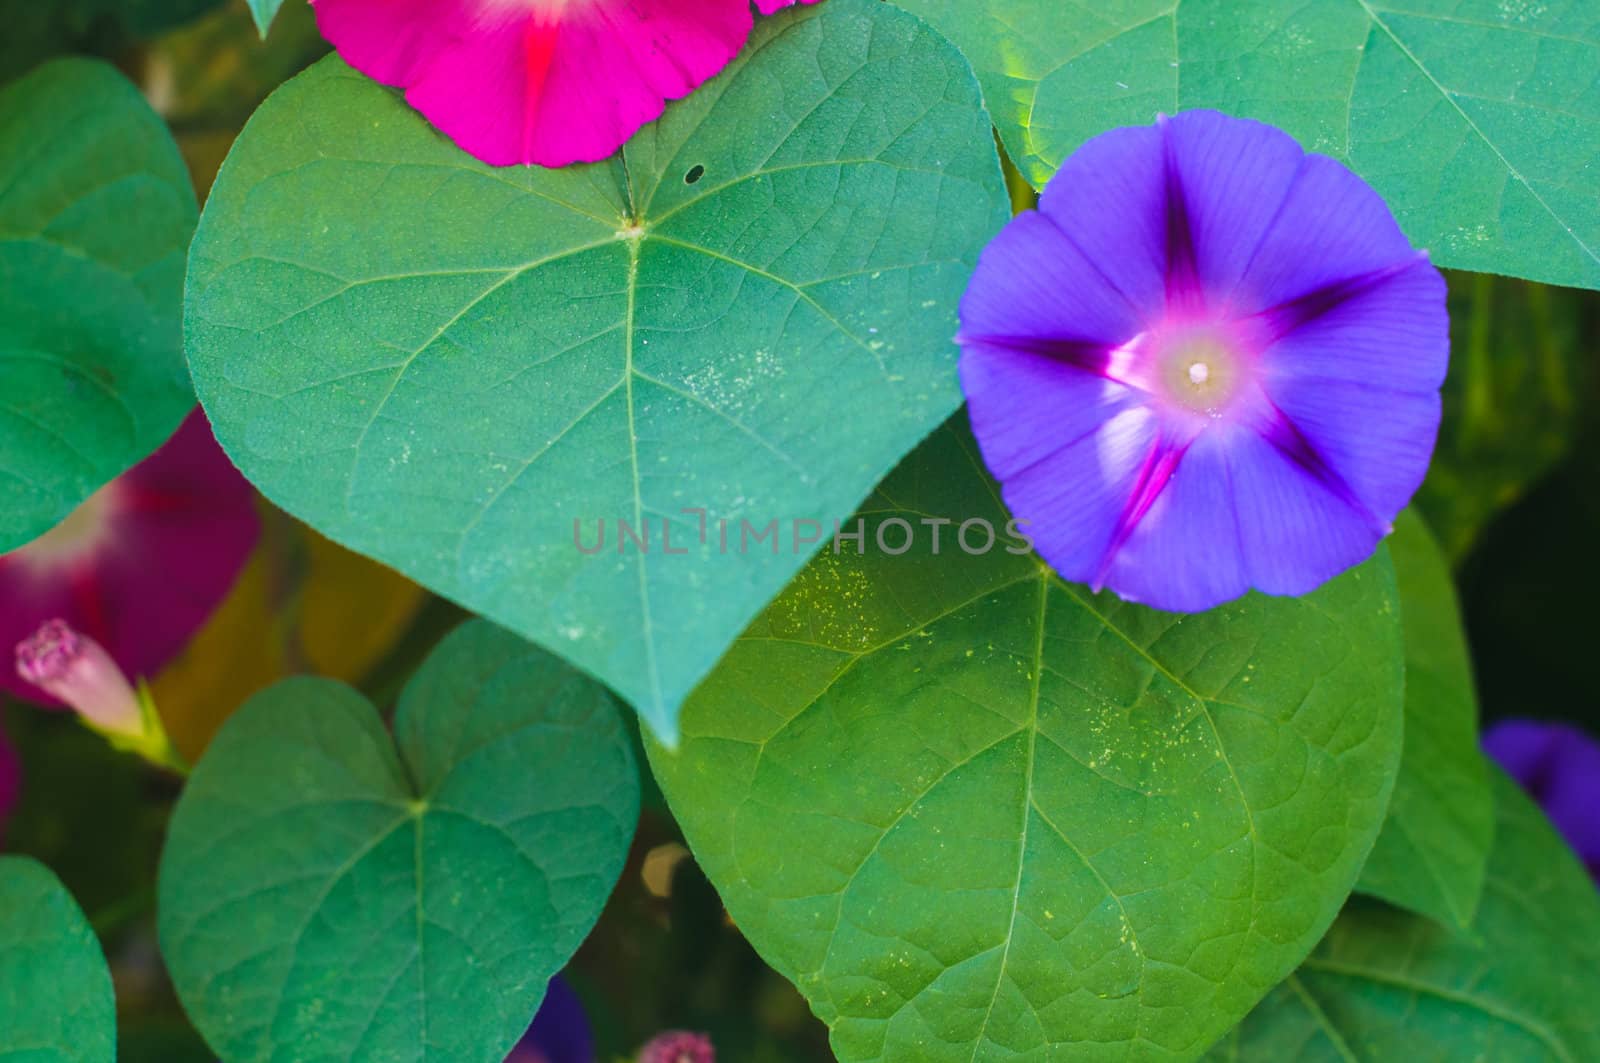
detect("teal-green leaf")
[0,59,197,551]
[246,0,286,37]
[647,419,1406,1062]
[0,856,116,1062]
[157,621,639,1063]
[184,0,1009,739]
[891,0,1600,290]
[1355,510,1492,930]
[1206,769,1600,1061]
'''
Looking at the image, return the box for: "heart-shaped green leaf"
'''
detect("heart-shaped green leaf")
[892,0,1600,290]
[0,59,196,551]
[184,0,1009,739]
[648,419,1405,1062]
[1355,510,1491,930]
[158,621,639,1063]
[1209,768,1600,1060]
[0,856,116,1062]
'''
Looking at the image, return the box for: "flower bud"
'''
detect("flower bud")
[15,620,143,737]
[14,619,185,771]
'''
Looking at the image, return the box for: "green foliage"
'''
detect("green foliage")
[184,0,1010,740]
[649,419,1406,1062]
[1355,511,1491,930]
[1417,272,1597,560]
[1207,770,1600,1060]
[0,59,196,551]
[892,0,1600,290]
[0,856,116,1062]
[0,0,227,83]
[157,621,640,1063]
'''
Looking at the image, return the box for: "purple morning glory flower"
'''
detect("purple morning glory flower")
[506,976,594,1063]
[0,409,257,707]
[1484,719,1600,884]
[957,110,1448,611]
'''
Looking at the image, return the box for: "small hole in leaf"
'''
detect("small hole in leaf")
[685,164,706,185]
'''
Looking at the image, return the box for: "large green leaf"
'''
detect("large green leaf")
[0,59,196,551]
[1207,769,1600,1061]
[0,856,116,1062]
[648,419,1406,1062]
[185,0,1008,739]
[892,0,1600,290]
[1354,511,1491,930]
[158,621,639,1063]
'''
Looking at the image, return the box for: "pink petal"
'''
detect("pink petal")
[0,410,258,706]
[312,0,757,168]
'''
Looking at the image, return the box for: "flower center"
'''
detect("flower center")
[1156,329,1242,417]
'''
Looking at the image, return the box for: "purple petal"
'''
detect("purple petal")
[998,404,1161,586]
[1231,152,1427,317]
[958,210,1147,357]
[1222,427,1382,597]
[1099,427,1250,612]
[1264,377,1440,526]
[1484,719,1600,878]
[508,976,593,1063]
[961,344,1144,483]
[0,409,259,705]
[1157,110,1307,310]
[1256,257,1449,394]
[1483,718,1569,789]
[1035,123,1170,320]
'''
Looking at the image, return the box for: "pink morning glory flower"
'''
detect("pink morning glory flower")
[0,410,258,709]
[957,110,1449,612]
[1484,719,1600,884]
[311,0,821,169]
[638,1031,714,1063]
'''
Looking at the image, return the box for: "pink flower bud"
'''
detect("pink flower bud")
[15,620,143,738]
[639,1031,715,1063]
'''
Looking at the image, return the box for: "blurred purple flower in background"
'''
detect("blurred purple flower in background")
[1484,719,1600,883]
[958,110,1448,612]
[506,976,593,1063]
[0,409,257,706]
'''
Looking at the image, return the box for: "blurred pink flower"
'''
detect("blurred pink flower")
[639,1031,714,1063]
[0,409,257,708]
